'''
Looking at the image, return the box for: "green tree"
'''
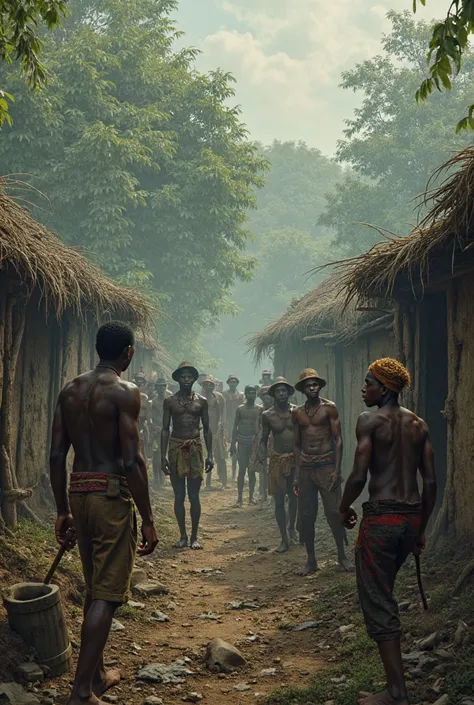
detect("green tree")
[198,141,343,382]
[413,0,474,130]
[0,0,266,359]
[320,10,474,256]
[0,0,67,125]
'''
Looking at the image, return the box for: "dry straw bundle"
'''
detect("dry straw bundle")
[336,147,474,306]
[0,183,152,327]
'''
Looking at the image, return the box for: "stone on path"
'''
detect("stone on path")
[0,683,40,704]
[15,663,44,683]
[143,698,163,705]
[102,695,119,703]
[198,613,222,621]
[132,567,148,586]
[138,659,193,684]
[418,631,440,650]
[149,611,170,623]
[128,600,146,610]
[110,619,125,632]
[182,693,202,702]
[433,696,449,705]
[133,582,169,597]
[205,638,247,674]
[454,620,469,647]
[260,668,277,677]
[234,683,252,692]
[292,620,322,632]
[227,600,260,610]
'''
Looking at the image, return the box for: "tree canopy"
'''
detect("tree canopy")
[320,11,474,256]
[414,0,474,130]
[0,0,266,361]
[200,141,343,381]
[0,0,67,125]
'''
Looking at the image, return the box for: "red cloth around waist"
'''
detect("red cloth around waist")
[69,472,129,495]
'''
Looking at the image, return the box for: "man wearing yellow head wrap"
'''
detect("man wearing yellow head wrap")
[339,358,437,705]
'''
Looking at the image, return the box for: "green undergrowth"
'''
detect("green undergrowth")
[266,538,474,705]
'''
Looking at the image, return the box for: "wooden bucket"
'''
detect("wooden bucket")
[3,583,72,677]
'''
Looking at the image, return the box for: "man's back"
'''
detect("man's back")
[60,368,135,475]
[366,405,428,502]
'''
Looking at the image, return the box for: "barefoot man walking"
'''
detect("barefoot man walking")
[50,322,158,705]
[259,377,297,552]
[230,385,262,507]
[161,362,213,549]
[339,358,437,705]
[293,368,350,574]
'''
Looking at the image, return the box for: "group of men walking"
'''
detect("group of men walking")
[49,322,437,705]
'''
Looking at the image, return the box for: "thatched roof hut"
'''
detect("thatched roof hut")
[0,188,151,325]
[331,146,474,545]
[249,270,392,364]
[338,148,474,306]
[0,190,155,529]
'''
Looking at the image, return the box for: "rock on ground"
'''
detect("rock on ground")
[0,682,40,704]
[204,638,247,674]
[143,698,163,705]
[131,567,148,586]
[138,659,194,684]
[15,662,44,683]
[133,582,169,597]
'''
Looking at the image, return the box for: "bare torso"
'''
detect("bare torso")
[293,398,337,455]
[151,393,168,428]
[167,393,207,440]
[263,405,295,453]
[223,390,244,429]
[59,369,136,476]
[236,404,263,439]
[365,406,427,503]
[205,391,225,434]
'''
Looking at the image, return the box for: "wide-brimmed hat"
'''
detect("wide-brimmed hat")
[261,369,272,376]
[294,368,326,393]
[268,376,295,398]
[227,374,240,384]
[201,375,216,386]
[155,377,167,386]
[172,362,199,382]
[134,371,146,381]
[258,385,271,398]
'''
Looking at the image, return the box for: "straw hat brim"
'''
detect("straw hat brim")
[227,376,240,384]
[172,365,199,382]
[294,375,326,393]
[268,381,295,397]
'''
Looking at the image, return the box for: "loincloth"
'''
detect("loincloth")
[168,436,204,479]
[299,451,336,491]
[356,500,422,642]
[69,472,137,604]
[268,452,294,495]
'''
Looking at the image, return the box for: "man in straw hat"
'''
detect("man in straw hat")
[161,362,214,549]
[200,375,228,490]
[339,358,437,705]
[230,385,263,507]
[50,322,158,705]
[150,377,171,489]
[259,377,298,552]
[223,375,244,482]
[293,368,350,574]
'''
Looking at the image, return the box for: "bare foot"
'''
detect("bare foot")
[232,501,243,508]
[358,689,408,705]
[174,537,188,549]
[92,669,121,696]
[338,557,354,572]
[276,540,289,554]
[67,692,107,705]
[297,561,318,576]
[249,498,258,505]
[190,539,203,550]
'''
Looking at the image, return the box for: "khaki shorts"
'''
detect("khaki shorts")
[70,493,138,604]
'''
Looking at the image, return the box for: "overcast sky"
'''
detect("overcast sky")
[174,0,448,155]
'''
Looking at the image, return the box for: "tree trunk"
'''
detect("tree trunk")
[0,291,27,527]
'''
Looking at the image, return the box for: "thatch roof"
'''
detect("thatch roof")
[338,147,474,305]
[0,188,152,326]
[248,269,392,362]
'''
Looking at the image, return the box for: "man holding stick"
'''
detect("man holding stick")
[339,358,437,705]
[50,322,158,705]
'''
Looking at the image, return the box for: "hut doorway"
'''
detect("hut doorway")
[423,291,448,510]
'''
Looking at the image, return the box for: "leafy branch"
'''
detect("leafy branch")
[414,0,474,131]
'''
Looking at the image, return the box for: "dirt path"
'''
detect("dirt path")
[48,484,354,705]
